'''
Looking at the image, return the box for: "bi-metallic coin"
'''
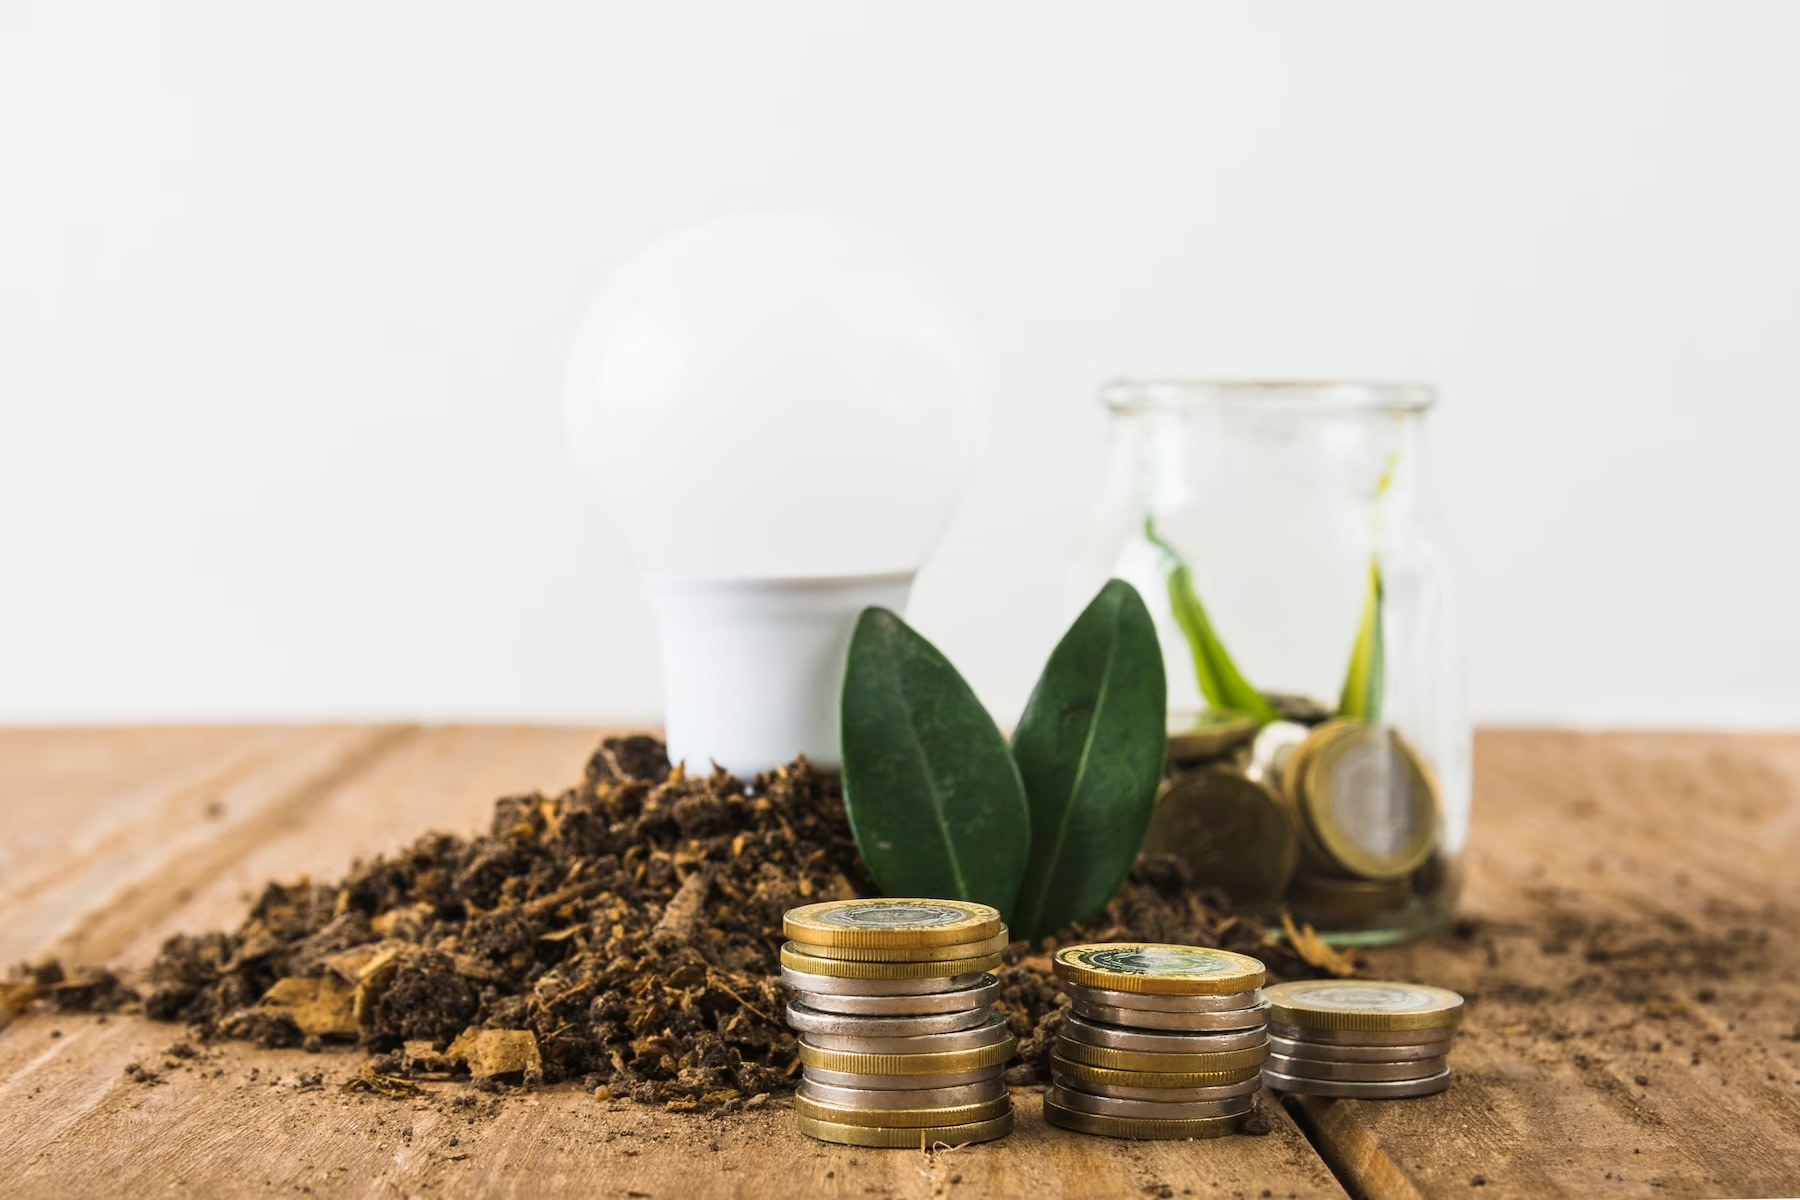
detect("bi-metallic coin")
[1054,1035,1270,1075]
[785,1001,990,1038]
[797,1077,1007,1111]
[797,1034,1016,1077]
[796,1111,1014,1148]
[787,974,999,1016]
[1262,1066,1453,1099]
[800,1011,1010,1055]
[802,1065,1004,1091]
[783,898,1004,949]
[779,966,986,997]
[1061,1013,1269,1055]
[1048,1083,1252,1121]
[1140,769,1297,905]
[1051,1069,1260,1104]
[786,929,1010,963]
[1166,710,1260,763]
[794,1093,1011,1129]
[1061,981,1263,1014]
[1071,996,1270,1032]
[1042,1098,1242,1141]
[1053,943,1266,996]
[1265,1052,1449,1082]
[1297,724,1440,880]
[1264,980,1463,1034]
[1268,1033,1452,1063]
[781,942,1002,981]
[1051,1054,1263,1091]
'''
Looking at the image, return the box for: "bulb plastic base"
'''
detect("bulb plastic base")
[648,572,915,775]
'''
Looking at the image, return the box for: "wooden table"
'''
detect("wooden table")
[2,728,1796,1199]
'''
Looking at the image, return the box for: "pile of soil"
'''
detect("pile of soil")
[7,736,1321,1110]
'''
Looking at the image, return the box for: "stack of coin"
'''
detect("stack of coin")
[1261,979,1462,1098]
[1045,943,1270,1140]
[780,899,1015,1147]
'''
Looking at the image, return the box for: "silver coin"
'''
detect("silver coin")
[800,1012,1011,1055]
[1269,1033,1453,1063]
[1072,996,1270,1032]
[1268,1021,1457,1047]
[803,1065,1004,1090]
[1048,1083,1253,1121]
[1050,1070,1261,1104]
[1266,1052,1447,1083]
[786,1001,991,1038]
[1262,1066,1452,1098]
[1061,1013,1268,1055]
[797,1077,1008,1110]
[789,975,1000,1016]
[1063,981,1263,1013]
[780,966,986,997]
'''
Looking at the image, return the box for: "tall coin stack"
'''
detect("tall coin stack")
[1045,943,1271,1140]
[780,899,1015,1148]
[1261,980,1462,1098]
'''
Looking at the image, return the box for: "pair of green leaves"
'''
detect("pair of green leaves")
[839,581,1167,943]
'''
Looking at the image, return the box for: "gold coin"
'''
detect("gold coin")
[1050,1054,1264,1090]
[1166,710,1259,762]
[783,899,1003,949]
[1053,943,1266,996]
[795,1111,1014,1148]
[1290,874,1412,926]
[1265,692,1333,726]
[1298,724,1439,880]
[1043,1098,1242,1141]
[1054,1036,1270,1075]
[794,1094,1012,1129]
[787,929,1010,963]
[1263,980,1463,1033]
[781,942,1003,981]
[1142,769,1297,905]
[797,1036,1016,1076]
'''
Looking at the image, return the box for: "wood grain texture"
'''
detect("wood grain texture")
[0,726,1346,1200]
[1293,731,1800,1200]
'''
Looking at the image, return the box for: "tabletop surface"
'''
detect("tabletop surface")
[1,726,1796,1200]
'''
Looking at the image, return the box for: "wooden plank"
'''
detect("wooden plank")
[1297,731,1800,1200]
[0,725,1347,1200]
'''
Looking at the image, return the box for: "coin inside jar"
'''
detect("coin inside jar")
[1061,1012,1270,1055]
[1269,1033,1452,1062]
[785,1001,991,1038]
[1166,709,1260,763]
[779,966,987,997]
[787,975,1000,1015]
[1265,1052,1448,1082]
[1262,1066,1452,1099]
[799,1011,1011,1055]
[797,1076,1008,1111]
[1071,996,1270,1032]
[1062,981,1264,1013]
[1297,724,1440,880]
[1140,769,1297,905]
[1048,1083,1252,1121]
[1051,1070,1260,1104]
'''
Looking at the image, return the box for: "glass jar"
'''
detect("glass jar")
[1071,381,1470,945]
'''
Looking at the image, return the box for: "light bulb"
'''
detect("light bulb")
[564,213,986,773]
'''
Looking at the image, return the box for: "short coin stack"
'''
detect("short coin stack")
[780,899,1015,1147]
[1261,980,1463,1098]
[1045,943,1271,1140]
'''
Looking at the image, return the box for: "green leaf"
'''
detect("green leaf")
[1009,579,1168,942]
[1144,519,1278,724]
[1336,560,1385,722]
[1336,448,1397,722]
[839,607,1031,916]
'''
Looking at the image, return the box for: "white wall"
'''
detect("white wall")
[3,1,1797,729]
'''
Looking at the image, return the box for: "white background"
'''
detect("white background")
[3,1,1797,729]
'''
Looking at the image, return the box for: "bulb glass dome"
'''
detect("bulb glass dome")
[565,212,986,579]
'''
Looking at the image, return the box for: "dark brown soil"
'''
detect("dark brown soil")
[9,735,1319,1110]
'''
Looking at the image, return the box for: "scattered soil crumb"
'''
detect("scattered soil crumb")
[8,735,1318,1109]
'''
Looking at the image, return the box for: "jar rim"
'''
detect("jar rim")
[1100,379,1436,415]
